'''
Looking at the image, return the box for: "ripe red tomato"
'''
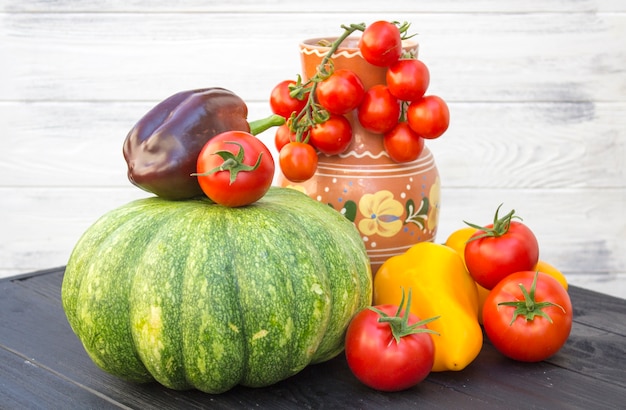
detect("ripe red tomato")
[196,131,274,207]
[309,114,353,155]
[482,271,573,362]
[358,21,402,67]
[269,80,307,118]
[274,123,295,152]
[407,95,450,139]
[279,141,318,182]
[315,69,365,115]
[345,296,436,392]
[386,59,430,102]
[383,122,424,163]
[464,206,540,290]
[357,85,400,134]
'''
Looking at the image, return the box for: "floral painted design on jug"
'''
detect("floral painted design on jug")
[285,161,440,274]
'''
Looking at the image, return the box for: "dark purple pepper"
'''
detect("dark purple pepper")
[123,88,251,200]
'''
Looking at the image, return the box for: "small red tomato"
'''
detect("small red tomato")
[279,141,318,182]
[345,290,437,392]
[196,131,274,207]
[274,123,295,152]
[315,69,365,115]
[357,85,400,134]
[358,21,402,67]
[386,59,430,101]
[269,80,307,118]
[483,271,573,362]
[309,114,353,155]
[383,122,425,163]
[407,95,450,139]
[464,205,540,290]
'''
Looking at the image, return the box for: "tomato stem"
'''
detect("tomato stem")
[288,22,367,142]
[498,271,567,325]
[464,203,523,242]
[369,288,439,344]
[192,141,263,185]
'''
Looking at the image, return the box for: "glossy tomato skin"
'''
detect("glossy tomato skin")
[196,131,275,207]
[309,114,353,155]
[464,221,539,290]
[383,122,424,163]
[315,69,365,115]
[407,95,450,139]
[279,141,318,182]
[386,59,430,102]
[345,305,435,392]
[358,21,402,67]
[274,123,294,152]
[358,85,401,134]
[482,271,573,362]
[269,80,307,119]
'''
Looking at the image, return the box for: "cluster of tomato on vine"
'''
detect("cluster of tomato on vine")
[269,21,450,183]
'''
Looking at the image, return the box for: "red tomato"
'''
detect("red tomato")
[309,114,353,155]
[269,80,307,119]
[315,69,365,115]
[482,271,573,362]
[464,205,540,290]
[345,295,436,392]
[279,141,318,182]
[386,59,430,102]
[407,95,450,139]
[274,123,295,152]
[358,21,402,67]
[383,122,424,163]
[357,85,401,134]
[196,131,274,207]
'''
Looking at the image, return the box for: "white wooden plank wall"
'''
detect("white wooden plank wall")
[1,1,625,298]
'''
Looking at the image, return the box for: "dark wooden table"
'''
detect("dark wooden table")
[1,267,625,409]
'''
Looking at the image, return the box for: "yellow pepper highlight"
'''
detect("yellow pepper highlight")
[373,242,482,372]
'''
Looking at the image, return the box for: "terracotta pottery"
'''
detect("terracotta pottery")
[278,37,441,275]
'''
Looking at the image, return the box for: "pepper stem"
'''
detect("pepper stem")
[249,114,286,136]
[369,288,439,344]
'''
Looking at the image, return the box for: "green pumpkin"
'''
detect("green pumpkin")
[62,187,371,393]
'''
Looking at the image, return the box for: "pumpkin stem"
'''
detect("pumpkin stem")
[369,288,439,344]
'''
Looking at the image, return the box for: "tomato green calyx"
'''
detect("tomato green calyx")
[369,288,439,344]
[249,114,286,136]
[393,21,416,41]
[193,141,263,185]
[498,271,567,326]
[464,203,523,242]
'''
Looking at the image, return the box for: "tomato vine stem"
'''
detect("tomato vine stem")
[288,23,366,142]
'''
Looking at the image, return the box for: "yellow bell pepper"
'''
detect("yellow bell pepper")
[374,242,482,372]
[534,260,568,291]
[444,227,491,322]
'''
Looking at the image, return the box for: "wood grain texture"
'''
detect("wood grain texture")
[0,0,624,298]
